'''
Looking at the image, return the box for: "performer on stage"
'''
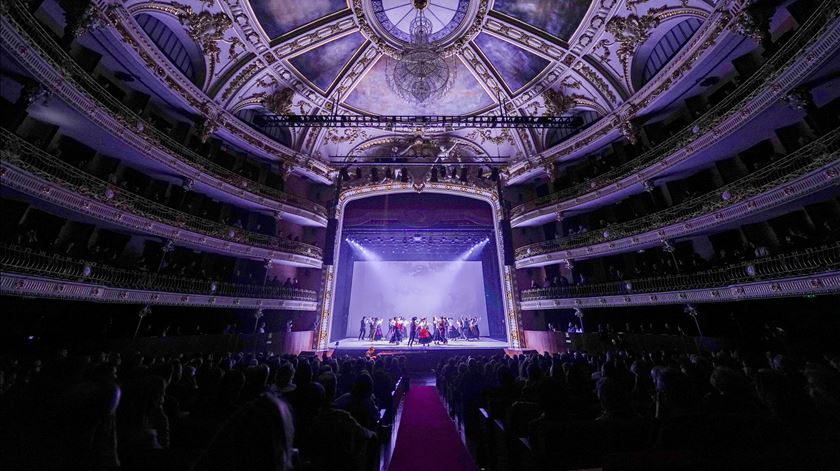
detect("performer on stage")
[389,317,403,344]
[358,316,367,340]
[408,317,417,346]
[386,318,395,342]
[448,318,459,340]
[374,319,383,341]
[368,317,376,341]
[418,318,432,347]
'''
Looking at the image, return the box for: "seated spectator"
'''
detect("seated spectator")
[194,394,294,471]
[333,372,379,430]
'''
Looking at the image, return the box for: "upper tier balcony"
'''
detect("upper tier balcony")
[0,243,319,310]
[510,5,840,227]
[0,129,324,268]
[515,129,840,268]
[520,243,840,309]
[0,2,329,227]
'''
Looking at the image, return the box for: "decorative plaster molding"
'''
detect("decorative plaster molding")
[1,274,319,310]
[0,159,324,268]
[0,10,329,226]
[510,7,840,220]
[506,4,738,182]
[93,1,333,182]
[520,272,840,309]
[516,159,840,267]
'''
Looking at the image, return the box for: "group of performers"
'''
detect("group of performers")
[357,316,482,346]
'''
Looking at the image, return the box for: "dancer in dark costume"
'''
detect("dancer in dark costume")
[448,318,459,340]
[389,317,403,344]
[386,318,395,343]
[408,317,417,346]
[438,318,448,344]
[368,317,376,341]
[358,316,367,340]
[374,319,383,341]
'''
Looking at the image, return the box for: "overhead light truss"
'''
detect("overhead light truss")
[253,114,583,129]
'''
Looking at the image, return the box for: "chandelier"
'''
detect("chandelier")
[386,1,455,105]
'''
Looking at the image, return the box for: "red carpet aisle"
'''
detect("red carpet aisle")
[388,386,479,471]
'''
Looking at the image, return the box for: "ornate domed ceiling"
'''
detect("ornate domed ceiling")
[111,0,718,170]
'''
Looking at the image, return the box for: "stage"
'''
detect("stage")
[333,337,509,350]
[329,337,511,371]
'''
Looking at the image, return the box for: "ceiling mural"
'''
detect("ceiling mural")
[250,0,348,38]
[110,0,718,174]
[288,32,366,91]
[345,55,494,115]
[491,0,593,41]
[474,33,550,92]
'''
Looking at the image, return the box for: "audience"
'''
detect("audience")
[436,347,840,470]
[0,349,403,471]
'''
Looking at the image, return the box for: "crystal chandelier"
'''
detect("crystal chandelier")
[386,2,455,105]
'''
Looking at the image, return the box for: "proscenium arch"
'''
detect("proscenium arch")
[314,182,524,351]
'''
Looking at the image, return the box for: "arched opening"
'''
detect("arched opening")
[545,109,601,148]
[632,18,703,90]
[324,191,515,350]
[236,108,293,148]
[135,13,206,87]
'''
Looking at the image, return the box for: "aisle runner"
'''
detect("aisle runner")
[388,386,479,471]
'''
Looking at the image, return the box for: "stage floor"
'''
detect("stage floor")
[334,337,509,350]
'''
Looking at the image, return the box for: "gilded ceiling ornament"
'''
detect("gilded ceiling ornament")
[543,89,577,116]
[466,128,514,146]
[296,100,311,115]
[605,7,667,70]
[561,77,583,89]
[574,63,617,104]
[593,39,611,62]
[613,116,638,145]
[170,2,239,78]
[263,87,295,115]
[325,128,368,145]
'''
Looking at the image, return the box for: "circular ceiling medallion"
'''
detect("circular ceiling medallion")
[371,0,470,43]
[355,0,486,58]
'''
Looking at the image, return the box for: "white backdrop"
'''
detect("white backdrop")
[345,261,490,337]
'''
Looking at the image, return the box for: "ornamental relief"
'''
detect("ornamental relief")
[128,2,244,89]
[604,5,668,80]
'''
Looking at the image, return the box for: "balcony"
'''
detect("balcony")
[0,2,328,226]
[0,129,324,267]
[510,3,840,226]
[0,244,319,309]
[515,129,840,267]
[520,243,840,309]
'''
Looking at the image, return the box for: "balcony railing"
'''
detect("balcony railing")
[520,243,840,301]
[515,129,840,260]
[510,1,836,220]
[0,128,323,260]
[1,244,319,301]
[3,1,327,220]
